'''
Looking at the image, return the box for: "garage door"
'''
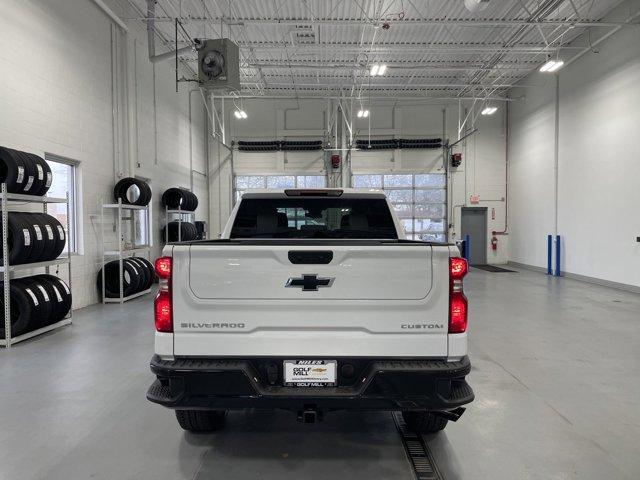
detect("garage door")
[351,173,446,242]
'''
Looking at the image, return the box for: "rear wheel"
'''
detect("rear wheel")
[175,410,227,432]
[402,411,448,434]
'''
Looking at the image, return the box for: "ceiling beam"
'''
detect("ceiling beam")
[139,16,636,28]
[181,59,536,71]
[241,82,518,89]
[168,40,584,53]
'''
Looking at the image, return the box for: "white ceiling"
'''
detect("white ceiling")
[125,0,628,99]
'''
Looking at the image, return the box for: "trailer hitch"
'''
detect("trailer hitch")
[433,407,466,422]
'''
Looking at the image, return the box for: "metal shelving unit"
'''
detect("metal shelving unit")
[100,199,151,304]
[1,184,72,348]
[164,206,196,242]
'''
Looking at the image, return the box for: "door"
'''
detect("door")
[461,207,487,265]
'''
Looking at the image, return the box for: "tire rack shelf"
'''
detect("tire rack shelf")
[101,199,152,304]
[1,184,72,348]
[164,206,196,243]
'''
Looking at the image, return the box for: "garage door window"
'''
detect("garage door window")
[235,175,326,203]
[351,174,446,242]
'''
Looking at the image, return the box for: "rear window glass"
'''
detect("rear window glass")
[230,197,398,239]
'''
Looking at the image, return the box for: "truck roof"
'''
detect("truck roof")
[239,188,386,198]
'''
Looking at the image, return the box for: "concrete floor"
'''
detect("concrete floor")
[1,268,639,480]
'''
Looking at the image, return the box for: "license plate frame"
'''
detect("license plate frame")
[283,360,337,387]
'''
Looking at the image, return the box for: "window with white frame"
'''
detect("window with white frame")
[44,155,80,253]
[234,175,326,203]
[351,173,447,242]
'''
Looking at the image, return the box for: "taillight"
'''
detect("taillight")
[449,257,468,334]
[154,256,172,332]
[154,256,172,279]
[450,257,468,279]
[154,290,172,332]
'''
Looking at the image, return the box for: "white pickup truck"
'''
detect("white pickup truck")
[147,188,473,433]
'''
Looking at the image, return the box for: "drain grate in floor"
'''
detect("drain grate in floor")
[473,264,516,273]
[392,412,444,480]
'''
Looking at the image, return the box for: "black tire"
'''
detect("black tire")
[33,213,57,261]
[186,190,198,211]
[13,277,52,330]
[11,212,36,265]
[163,221,197,242]
[97,260,142,298]
[0,147,29,193]
[175,410,226,432]
[14,150,39,195]
[162,188,198,211]
[161,188,180,209]
[20,212,46,263]
[136,180,152,206]
[27,153,52,196]
[0,281,35,338]
[180,222,196,241]
[127,257,151,291]
[136,257,156,284]
[124,258,143,293]
[0,212,33,266]
[401,411,448,434]
[34,275,65,324]
[114,177,152,206]
[47,215,66,260]
[162,222,177,242]
[36,275,71,320]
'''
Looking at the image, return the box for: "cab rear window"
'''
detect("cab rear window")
[230,198,398,239]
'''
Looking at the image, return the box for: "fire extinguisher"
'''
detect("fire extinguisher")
[330,154,341,169]
[491,236,498,251]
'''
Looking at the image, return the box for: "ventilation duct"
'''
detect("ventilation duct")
[355,138,442,150]
[236,140,323,152]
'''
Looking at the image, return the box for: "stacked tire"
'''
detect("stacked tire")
[0,147,52,196]
[0,275,71,339]
[162,188,198,211]
[97,257,155,299]
[0,212,66,266]
[113,177,152,206]
[162,221,198,242]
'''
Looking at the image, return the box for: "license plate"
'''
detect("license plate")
[283,360,337,387]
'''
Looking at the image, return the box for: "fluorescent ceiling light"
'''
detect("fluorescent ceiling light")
[481,107,497,116]
[540,60,564,72]
[369,64,387,76]
[357,109,369,118]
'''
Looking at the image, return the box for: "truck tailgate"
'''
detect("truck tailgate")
[171,243,450,357]
[188,245,431,300]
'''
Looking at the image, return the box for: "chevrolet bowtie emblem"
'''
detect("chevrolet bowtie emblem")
[285,274,334,292]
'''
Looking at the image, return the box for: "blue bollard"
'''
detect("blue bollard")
[547,235,553,275]
[555,235,561,277]
[464,235,470,260]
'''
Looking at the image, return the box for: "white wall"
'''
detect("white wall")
[0,0,208,308]
[508,6,640,288]
[219,97,508,263]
